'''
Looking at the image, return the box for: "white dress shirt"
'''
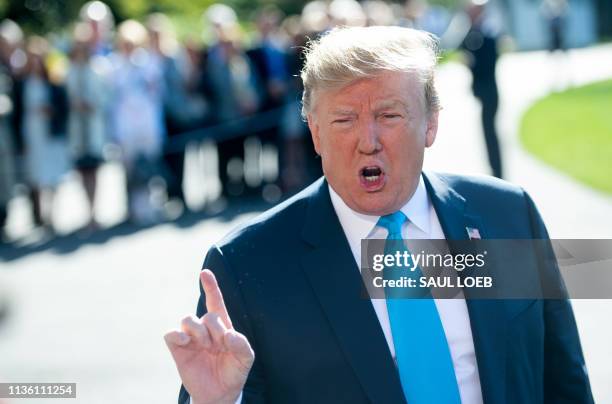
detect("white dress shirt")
[328,175,484,404]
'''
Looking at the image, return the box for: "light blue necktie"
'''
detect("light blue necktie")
[378,211,461,404]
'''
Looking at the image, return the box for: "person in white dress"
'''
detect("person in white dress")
[109,20,165,224]
[22,37,69,228]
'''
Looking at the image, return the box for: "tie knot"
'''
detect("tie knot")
[377,211,407,238]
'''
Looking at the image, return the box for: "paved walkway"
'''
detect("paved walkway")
[1,44,611,403]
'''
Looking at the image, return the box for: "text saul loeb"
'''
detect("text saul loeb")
[370,250,494,289]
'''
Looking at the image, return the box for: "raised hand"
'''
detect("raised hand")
[165,269,254,404]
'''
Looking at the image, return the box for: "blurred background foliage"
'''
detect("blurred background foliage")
[0,0,460,36]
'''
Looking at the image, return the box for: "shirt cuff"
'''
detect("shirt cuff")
[187,392,242,404]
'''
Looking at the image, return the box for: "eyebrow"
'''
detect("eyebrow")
[373,100,410,112]
[329,108,357,115]
[328,100,412,116]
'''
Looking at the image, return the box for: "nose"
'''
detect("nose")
[357,118,382,155]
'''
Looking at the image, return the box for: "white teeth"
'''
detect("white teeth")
[365,175,379,182]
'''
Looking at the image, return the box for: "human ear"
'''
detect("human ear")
[425,109,439,148]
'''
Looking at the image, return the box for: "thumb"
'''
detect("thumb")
[223,331,255,372]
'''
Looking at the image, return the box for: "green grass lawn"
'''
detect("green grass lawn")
[520,79,612,194]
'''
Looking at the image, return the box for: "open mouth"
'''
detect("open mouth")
[362,166,382,182]
[359,166,385,190]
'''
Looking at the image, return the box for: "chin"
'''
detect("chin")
[350,195,397,216]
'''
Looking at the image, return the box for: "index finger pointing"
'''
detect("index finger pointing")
[200,269,233,329]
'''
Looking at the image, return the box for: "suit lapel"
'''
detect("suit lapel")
[300,179,407,404]
[423,172,507,404]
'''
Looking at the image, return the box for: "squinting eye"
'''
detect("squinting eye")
[383,114,401,119]
[332,119,352,124]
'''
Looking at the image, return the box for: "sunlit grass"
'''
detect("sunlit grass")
[520,80,612,193]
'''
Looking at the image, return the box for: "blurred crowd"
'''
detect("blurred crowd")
[0,0,504,241]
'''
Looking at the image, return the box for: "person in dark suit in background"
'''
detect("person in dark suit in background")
[0,21,18,237]
[245,6,289,196]
[278,16,323,194]
[165,26,593,404]
[0,65,15,238]
[246,6,288,125]
[460,0,503,178]
[0,19,28,230]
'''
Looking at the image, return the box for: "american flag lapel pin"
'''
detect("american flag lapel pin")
[466,227,481,240]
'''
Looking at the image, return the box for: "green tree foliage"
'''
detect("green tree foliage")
[1,0,461,36]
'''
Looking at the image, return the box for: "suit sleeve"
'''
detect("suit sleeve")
[523,191,594,403]
[178,245,267,404]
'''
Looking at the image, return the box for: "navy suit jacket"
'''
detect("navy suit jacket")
[179,172,593,404]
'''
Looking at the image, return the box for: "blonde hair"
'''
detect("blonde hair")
[301,25,440,118]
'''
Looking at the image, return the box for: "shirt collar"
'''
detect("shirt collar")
[328,174,431,240]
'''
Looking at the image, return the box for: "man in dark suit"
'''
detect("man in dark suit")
[165,26,593,404]
[461,1,503,179]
